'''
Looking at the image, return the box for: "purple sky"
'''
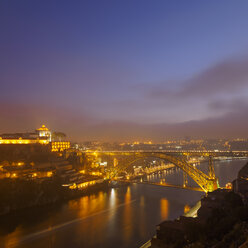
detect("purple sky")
[1,0,248,141]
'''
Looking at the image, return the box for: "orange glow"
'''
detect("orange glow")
[69,180,96,189]
[184,204,191,214]
[12,173,17,178]
[78,195,90,217]
[225,182,232,190]
[47,171,53,177]
[144,141,153,144]
[69,183,77,189]
[36,124,49,131]
[90,171,102,176]
[160,198,169,220]
[123,187,132,241]
[125,187,131,203]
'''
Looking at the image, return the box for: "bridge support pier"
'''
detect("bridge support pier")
[208,156,215,179]
[183,171,188,188]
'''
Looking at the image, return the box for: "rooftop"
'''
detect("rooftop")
[36,125,49,131]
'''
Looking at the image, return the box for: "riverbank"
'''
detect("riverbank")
[0,177,109,217]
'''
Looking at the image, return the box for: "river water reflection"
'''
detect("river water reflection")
[0,159,247,248]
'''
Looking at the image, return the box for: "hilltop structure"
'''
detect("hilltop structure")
[0,125,70,152]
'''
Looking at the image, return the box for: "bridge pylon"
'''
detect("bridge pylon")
[208,156,215,179]
[183,171,188,188]
[114,158,118,167]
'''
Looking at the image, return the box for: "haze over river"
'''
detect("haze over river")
[1,159,247,248]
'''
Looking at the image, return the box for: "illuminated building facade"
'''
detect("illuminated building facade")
[36,125,52,142]
[0,125,52,145]
[0,137,49,145]
[51,141,70,152]
[0,125,70,152]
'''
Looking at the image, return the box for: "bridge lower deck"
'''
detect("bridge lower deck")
[137,181,204,192]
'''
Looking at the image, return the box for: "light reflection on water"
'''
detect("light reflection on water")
[110,188,116,207]
[160,198,169,220]
[123,187,132,241]
[0,159,247,248]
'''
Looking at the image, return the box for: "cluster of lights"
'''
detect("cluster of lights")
[90,171,102,176]
[64,180,97,190]
[77,180,96,189]
[0,137,49,145]
[5,170,53,179]
[51,141,70,152]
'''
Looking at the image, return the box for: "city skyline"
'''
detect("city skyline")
[1,0,248,141]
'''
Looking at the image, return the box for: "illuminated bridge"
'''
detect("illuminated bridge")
[84,150,248,193]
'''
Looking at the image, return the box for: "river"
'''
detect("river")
[0,159,247,248]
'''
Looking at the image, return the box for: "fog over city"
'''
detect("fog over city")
[1,1,248,141]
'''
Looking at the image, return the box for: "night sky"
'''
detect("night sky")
[1,0,248,141]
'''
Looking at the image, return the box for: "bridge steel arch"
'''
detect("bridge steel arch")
[96,152,219,193]
[143,152,218,193]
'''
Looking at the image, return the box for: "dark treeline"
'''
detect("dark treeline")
[0,177,67,215]
[0,144,56,164]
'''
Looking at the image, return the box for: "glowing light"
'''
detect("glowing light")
[110,188,116,207]
[47,171,53,177]
[184,204,191,214]
[90,171,102,176]
[36,124,49,131]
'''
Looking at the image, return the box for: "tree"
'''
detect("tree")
[52,132,66,141]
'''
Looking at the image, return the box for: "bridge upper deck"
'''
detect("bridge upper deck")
[84,150,248,157]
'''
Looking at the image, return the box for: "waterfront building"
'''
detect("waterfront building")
[56,161,103,189]
[0,163,55,180]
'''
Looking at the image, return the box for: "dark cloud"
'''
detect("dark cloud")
[149,57,248,99]
[208,98,248,111]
